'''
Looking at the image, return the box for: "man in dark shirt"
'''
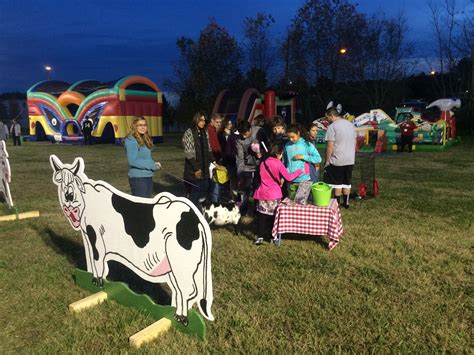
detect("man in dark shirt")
[82,117,94,145]
[398,114,417,153]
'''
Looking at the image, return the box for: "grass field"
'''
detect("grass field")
[0,135,472,353]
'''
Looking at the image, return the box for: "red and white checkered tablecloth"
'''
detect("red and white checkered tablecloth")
[272,198,343,241]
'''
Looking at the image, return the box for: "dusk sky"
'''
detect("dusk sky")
[1,0,472,93]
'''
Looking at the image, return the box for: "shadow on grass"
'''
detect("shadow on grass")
[37,226,172,306]
[36,226,87,270]
[278,233,329,249]
[153,174,186,197]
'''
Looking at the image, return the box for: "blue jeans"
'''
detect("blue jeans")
[309,163,320,182]
[210,180,221,203]
[190,179,210,206]
[129,177,153,198]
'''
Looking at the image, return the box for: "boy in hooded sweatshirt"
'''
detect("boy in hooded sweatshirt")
[284,124,322,185]
[236,121,261,215]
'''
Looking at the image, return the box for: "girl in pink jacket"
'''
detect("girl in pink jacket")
[253,144,307,245]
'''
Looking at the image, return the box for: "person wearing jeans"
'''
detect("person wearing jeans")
[124,116,161,198]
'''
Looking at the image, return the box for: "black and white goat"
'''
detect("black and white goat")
[201,201,241,234]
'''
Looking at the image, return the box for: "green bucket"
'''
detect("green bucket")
[288,183,298,201]
[311,182,332,207]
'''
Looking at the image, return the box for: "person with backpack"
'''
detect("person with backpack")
[252,144,306,245]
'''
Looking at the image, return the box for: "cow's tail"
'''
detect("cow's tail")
[198,223,214,321]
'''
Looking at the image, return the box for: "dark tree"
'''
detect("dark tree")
[242,12,275,90]
[167,18,243,118]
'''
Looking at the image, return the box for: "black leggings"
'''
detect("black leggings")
[257,213,275,241]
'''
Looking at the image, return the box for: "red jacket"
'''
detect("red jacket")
[207,125,221,161]
[400,121,416,137]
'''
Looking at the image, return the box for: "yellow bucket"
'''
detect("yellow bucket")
[213,167,229,184]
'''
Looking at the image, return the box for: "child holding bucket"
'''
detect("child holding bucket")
[284,124,322,189]
[253,144,307,245]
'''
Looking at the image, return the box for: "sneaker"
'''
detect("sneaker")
[328,240,338,251]
[254,237,264,245]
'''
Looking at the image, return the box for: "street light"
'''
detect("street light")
[45,65,52,80]
[339,48,347,55]
[430,70,437,75]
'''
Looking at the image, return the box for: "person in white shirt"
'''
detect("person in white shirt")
[323,107,356,209]
[10,120,21,146]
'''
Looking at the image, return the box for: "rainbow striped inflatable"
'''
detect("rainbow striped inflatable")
[27,75,163,144]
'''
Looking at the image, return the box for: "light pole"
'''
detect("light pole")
[45,65,52,81]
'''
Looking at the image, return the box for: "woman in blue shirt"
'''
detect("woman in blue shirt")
[124,116,160,198]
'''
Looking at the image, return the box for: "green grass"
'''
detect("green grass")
[0,136,472,353]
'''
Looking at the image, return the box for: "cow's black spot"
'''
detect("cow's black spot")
[213,211,218,219]
[176,209,200,250]
[200,299,209,318]
[223,202,237,211]
[111,194,155,248]
[86,225,99,261]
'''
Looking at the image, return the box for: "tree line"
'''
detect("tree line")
[166,0,473,133]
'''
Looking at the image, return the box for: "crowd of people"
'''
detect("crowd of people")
[122,109,354,245]
[119,110,356,245]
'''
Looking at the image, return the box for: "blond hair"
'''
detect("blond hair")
[129,116,153,148]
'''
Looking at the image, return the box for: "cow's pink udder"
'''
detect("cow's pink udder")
[63,205,81,228]
[150,256,171,276]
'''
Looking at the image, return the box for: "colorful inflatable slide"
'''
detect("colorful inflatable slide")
[27,76,163,144]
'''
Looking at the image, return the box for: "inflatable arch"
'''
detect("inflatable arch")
[212,88,296,125]
[27,76,163,144]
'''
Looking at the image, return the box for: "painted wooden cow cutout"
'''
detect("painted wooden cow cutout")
[49,155,214,326]
[0,141,13,208]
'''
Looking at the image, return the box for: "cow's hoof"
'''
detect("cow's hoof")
[92,277,104,288]
[174,314,189,327]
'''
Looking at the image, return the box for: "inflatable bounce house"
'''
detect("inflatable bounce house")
[27,76,163,144]
[314,98,461,153]
[212,88,296,124]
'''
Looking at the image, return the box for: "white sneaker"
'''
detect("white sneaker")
[254,237,264,245]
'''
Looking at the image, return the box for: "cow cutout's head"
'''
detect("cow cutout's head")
[50,155,86,230]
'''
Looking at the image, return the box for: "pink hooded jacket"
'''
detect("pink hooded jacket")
[253,157,307,200]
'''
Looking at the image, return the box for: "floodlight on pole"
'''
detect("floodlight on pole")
[45,65,52,81]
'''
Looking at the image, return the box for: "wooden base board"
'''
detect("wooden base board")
[0,210,40,222]
[69,291,108,313]
[129,318,172,348]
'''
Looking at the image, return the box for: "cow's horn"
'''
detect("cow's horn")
[51,156,61,172]
[72,161,80,175]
